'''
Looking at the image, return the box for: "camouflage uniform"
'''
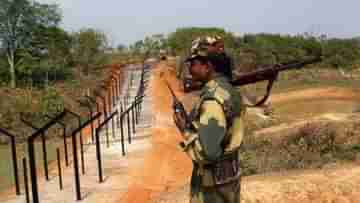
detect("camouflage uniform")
[179,74,246,203]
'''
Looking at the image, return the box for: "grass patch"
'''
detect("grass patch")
[0,138,65,192]
[240,121,360,176]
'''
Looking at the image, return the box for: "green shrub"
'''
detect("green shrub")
[40,86,64,116]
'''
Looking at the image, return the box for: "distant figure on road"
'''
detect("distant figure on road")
[173,40,245,203]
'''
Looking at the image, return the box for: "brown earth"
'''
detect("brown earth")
[122,64,192,203]
[269,87,358,104]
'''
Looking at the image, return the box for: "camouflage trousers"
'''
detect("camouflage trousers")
[189,168,241,203]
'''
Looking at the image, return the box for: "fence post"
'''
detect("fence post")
[95,92,109,142]
[10,136,20,195]
[120,114,125,156]
[27,111,67,203]
[101,85,112,113]
[20,117,49,181]
[0,128,20,195]
[134,96,139,124]
[56,148,63,190]
[95,128,103,183]
[127,111,131,144]
[45,115,69,167]
[111,81,116,107]
[85,95,101,127]
[113,76,119,101]
[22,158,30,203]
[131,106,136,134]
[78,99,95,143]
[119,103,125,155]
[69,112,101,201]
[136,97,140,120]
[28,139,38,203]
[62,126,68,166]
[112,114,116,139]
[41,132,49,180]
[71,129,81,201]
[95,110,117,182]
[64,109,85,174]
[116,106,121,128]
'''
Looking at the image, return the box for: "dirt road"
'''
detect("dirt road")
[122,65,192,203]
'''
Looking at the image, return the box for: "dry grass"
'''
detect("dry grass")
[240,120,360,176]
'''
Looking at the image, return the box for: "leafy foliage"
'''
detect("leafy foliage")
[0,0,62,88]
[40,86,64,116]
[128,34,167,57]
[72,28,109,75]
[136,27,360,70]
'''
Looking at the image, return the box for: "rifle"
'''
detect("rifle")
[165,81,194,132]
[230,56,322,106]
[231,57,322,86]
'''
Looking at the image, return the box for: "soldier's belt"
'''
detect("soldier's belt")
[199,151,241,187]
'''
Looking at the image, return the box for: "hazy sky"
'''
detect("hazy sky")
[38,0,360,46]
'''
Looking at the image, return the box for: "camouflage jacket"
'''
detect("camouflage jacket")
[179,75,246,164]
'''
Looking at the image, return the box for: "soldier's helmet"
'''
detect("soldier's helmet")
[187,36,226,61]
[182,38,211,92]
[188,35,224,61]
[186,36,232,79]
[205,35,223,45]
[186,37,210,62]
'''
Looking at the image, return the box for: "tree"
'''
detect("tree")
[20,25,73,85]
[36,26,73,69]
[0,0,61,88]
[72,28,108,75]
[143,36,161,55]
[129,40,144,55]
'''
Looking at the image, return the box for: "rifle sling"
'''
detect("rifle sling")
[251,72,278,107]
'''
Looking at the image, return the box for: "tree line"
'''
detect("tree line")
[129,27,360,71]
[0,0,110,88]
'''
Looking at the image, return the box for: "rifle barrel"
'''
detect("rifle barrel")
[231,57,322,86]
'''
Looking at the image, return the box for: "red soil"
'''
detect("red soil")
[122,65,192,203]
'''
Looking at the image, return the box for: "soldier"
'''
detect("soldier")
[173,40,246,203]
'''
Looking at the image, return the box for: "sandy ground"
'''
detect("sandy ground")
[269,87,358,104]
